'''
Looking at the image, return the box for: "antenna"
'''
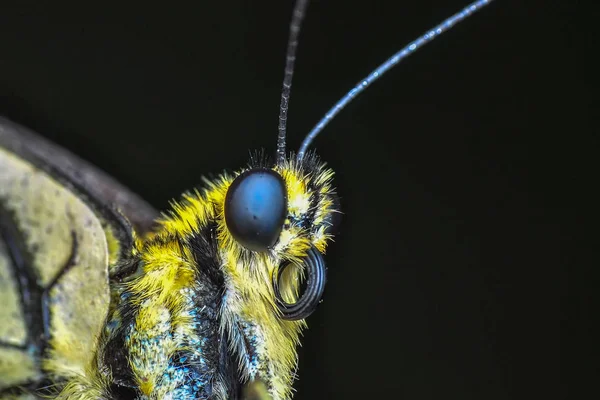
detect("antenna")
[276,0,309,165]
[296,0,495,162]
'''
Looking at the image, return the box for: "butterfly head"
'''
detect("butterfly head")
[153,152,340,399]
[221,153,340,319]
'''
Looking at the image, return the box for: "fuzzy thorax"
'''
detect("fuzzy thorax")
[92,156,338,400]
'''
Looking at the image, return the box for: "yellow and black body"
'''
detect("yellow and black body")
[0,117,339,400]
[0,0,496,398]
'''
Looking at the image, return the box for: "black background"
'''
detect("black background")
[0,1,592,399]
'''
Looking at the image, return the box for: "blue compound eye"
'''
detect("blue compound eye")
[225,169,287,252]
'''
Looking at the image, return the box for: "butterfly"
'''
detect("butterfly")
[0,1,495,399]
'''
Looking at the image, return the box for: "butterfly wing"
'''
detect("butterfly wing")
[0,116,159,395]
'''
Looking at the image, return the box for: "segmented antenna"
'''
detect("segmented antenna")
[296,0,495,162]
[276,0,309,165]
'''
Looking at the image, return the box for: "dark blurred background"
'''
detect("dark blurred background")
[0,1,592,399]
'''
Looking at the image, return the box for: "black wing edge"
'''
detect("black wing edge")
[0,115,160,255]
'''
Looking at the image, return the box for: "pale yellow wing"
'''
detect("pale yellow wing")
[0,117,158,397]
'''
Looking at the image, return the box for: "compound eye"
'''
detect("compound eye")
[225,169,287,252]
